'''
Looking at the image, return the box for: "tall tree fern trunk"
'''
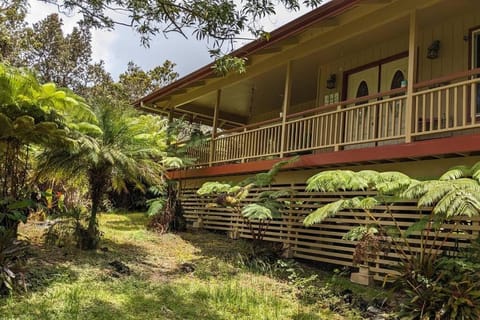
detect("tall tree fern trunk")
[84,169,108,249]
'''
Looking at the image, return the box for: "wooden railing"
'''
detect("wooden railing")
[412,76,480,137]
[184,69,480,167]
[213,122,282,163]
[185,139,211,165]
[285,93,407,153]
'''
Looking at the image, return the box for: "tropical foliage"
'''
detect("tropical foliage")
[303,165,480,319]
[0,62,96,294]
[197,158,296,241]
[36,102,167,249]
[0,63,93,234]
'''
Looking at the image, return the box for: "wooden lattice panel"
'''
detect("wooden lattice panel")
[180,184,480,280]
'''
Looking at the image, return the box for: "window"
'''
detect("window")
[355,80,369,106]
[356,81,369,98]
[390,70,405,90]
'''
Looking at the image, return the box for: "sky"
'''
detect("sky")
[27,1,317,80]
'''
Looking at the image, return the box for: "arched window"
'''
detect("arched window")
[356,81,369,98]
[355,81,369,106]
[390,70,405,90]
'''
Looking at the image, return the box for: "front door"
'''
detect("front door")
[380,57,408,137]
[344,56,408,145]
[345,66,379,144]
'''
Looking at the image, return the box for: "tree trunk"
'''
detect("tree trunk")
[80,169,108,250]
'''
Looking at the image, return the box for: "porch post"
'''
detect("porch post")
[405,9,417,143]
[209,89,221,166]
[280,61,292,158]
[167,105,174,147]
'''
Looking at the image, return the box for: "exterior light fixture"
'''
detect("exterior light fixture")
[326,74,337,89]
[427,40,440,59]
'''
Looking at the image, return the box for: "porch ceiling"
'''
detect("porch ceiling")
[140,0,480,129]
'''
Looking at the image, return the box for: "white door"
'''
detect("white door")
[380,57,408,137]
[345,67,379,143]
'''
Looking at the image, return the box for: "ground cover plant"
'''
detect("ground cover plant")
[0,212,384,320]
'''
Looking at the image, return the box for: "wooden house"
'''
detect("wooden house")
[137,0,480,280]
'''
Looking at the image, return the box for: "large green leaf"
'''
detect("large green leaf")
[242,204,273,220]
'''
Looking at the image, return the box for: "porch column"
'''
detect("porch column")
[405,9,417,143]
[166,105,174,147]
[280,61,293,158]
[209,89,221,166]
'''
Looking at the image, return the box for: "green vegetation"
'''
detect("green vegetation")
[0,213,371,320]
[303,166,480,319]
[197,158,296,241]
[36,103,167,249]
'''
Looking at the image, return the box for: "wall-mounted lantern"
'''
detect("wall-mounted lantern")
[326,74,337,89]
[427,40,440,59]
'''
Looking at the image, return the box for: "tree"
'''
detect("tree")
[37,102,167,249]
[117,60,179,102]
[0,63,95,294]
[0,63,95,235]
[302,167,480,319]
[22,14,92,92]
[40,0,323,48]
[0,0,28,64]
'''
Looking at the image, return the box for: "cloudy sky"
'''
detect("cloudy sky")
[27,1,317,80]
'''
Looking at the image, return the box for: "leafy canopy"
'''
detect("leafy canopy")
[40,0,323,47]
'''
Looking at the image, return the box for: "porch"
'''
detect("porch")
[184,68,480,168]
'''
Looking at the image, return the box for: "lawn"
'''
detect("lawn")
[0,213,387,320]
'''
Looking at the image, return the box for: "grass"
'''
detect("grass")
[0,213,384,319]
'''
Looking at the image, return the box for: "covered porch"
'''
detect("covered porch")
[137,0,480,169]
[184,69,480,167]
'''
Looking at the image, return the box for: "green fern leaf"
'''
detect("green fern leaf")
[242,204,272,220]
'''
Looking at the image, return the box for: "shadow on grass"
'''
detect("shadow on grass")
[1,279,225,320]
[25,264,79,294]
[100,212,149,232]
[178,230,255,262]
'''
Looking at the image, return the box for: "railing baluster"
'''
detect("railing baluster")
[463,85,467,126]
[454,86,458,128]
[428,92,435,131]
[445,88,450,129]
[471,82,477,125]
[437,90,442,130]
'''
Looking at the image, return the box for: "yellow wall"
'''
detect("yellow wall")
[180,156,480,189]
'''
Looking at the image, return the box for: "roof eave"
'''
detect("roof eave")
[134,0,362,108]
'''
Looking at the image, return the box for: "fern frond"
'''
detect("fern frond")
[242,204,273,220]
[359,197,378,210]
[197,182,232,195]
[304,199,351,226]
[440,165,471,180]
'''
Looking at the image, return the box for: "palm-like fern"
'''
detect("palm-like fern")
[304,170,412,226]
[36,103,167,248]
[197,158,297,241]
[304,165,480,271]
[0,63,93,238]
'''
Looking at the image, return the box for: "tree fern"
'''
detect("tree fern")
[304,199,354,226]
[242,204,273,220]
